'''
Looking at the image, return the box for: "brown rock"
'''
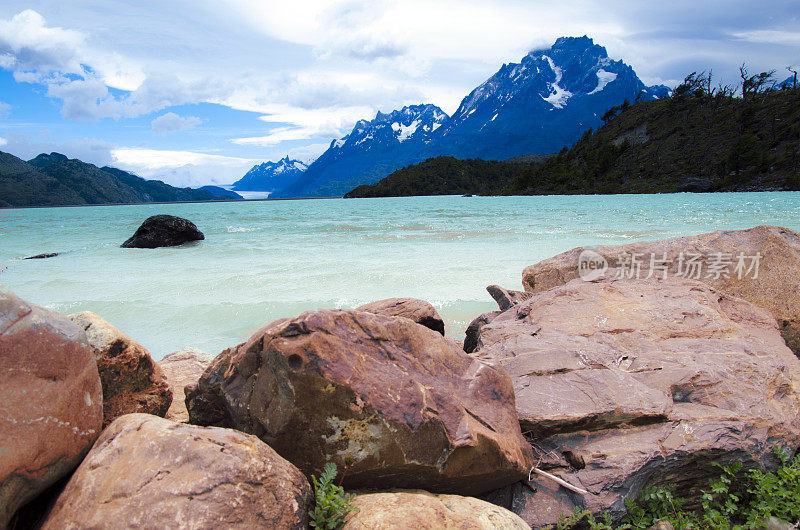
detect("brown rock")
[344,490,529,529]
[42,414,312,530]
[521,225,800,355]
[187,309,533,495]
[0,289,102,529]
[69,311,172,426]
[356,297,445,335]
[158,347,215,423]
[473,276,800,527]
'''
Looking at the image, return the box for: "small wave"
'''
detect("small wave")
[227,226,255,233]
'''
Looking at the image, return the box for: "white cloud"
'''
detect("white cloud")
[0,132,115,166]
[733,30,800,47]
[285,142,331,164]
[230,103,373,145]
[0,136,7,147]
[151,112,202,133]
[111,148,256,187]
[0,101,10,117]
[0,9,85,74]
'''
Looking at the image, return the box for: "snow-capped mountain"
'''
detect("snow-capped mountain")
[433,36,669,160]
[270,36,670,198]
[274,104,448,198]
[232,156,308,192]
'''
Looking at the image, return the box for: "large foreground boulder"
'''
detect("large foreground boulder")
[344,490,529,529]
[0,289,102,529]
[69,311,172,427]
[356,297,445,335]
[42,414,312,529]
[158,347,215,423]
[472,276,800,528]
[187,309,533,495]
[121,214,204,248]
[521,225,800,355]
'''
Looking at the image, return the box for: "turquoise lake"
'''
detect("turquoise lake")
[2,192,800,360]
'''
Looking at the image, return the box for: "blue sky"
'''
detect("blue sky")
[0,1,798,186]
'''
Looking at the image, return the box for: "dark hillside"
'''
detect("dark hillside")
[344,156,541,198]
[506,86,800,194]
[1,151,235,207]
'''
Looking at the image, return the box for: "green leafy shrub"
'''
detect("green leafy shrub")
[550,448,800,529]
[309,463,357,529]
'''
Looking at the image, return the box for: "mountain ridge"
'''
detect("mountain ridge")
[343,85,800,197]
[232,156,308,192]
[0,150,242,208]
[270,36,669,198]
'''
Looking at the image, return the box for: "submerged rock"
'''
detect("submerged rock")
[41,414,312,529]
[356,297,445,335]
[187,309,532,495]
[69,311,172,427]
[120,214,204,248]
[473,276,800,527]
[344,490,529,529]
[158,347,215,423]
[521,225,800,356]
[0,289,102,529]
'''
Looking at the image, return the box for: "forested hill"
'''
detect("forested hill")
[0,151,241,208]
[344,156,548,198]
[505,85,800,195]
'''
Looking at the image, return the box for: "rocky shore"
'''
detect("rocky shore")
[2,225,799,529]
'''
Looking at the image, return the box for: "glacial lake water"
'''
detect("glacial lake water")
[2,192,800,360]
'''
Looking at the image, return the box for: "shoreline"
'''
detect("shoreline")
[0,195,344,211]
[5,188,800,211]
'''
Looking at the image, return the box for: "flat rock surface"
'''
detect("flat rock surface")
[473,276,800,527]
[42,414,312,530]
[187,309,533,495]
[521,225,800,355]
[0,289,102,529]
[158,347,215,423]
[344,489,529,529]
[69,311,172,427]
[356,297,445,335]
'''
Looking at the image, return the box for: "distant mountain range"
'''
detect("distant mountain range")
[240,36,669,198]
[0,151,243,208]
[346,83,800,197]
[231,156,308,192]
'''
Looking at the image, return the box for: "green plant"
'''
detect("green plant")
[744,447,800,526]
[309,463,357,530]
[551,448,800,530]
[621,486,699,529]
[553,507,614,529]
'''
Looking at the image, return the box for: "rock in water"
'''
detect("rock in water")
[22,252,59,260]
[356,297,445,335]
[41,414,312,529]
[0,288,102,529]
[521,225,800,356]
[473,276,800,527]
[69,311,172,427]
[343,490,529,529]
[120,214,204,248]
[158,347,215,423]
[187,309,533,495]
